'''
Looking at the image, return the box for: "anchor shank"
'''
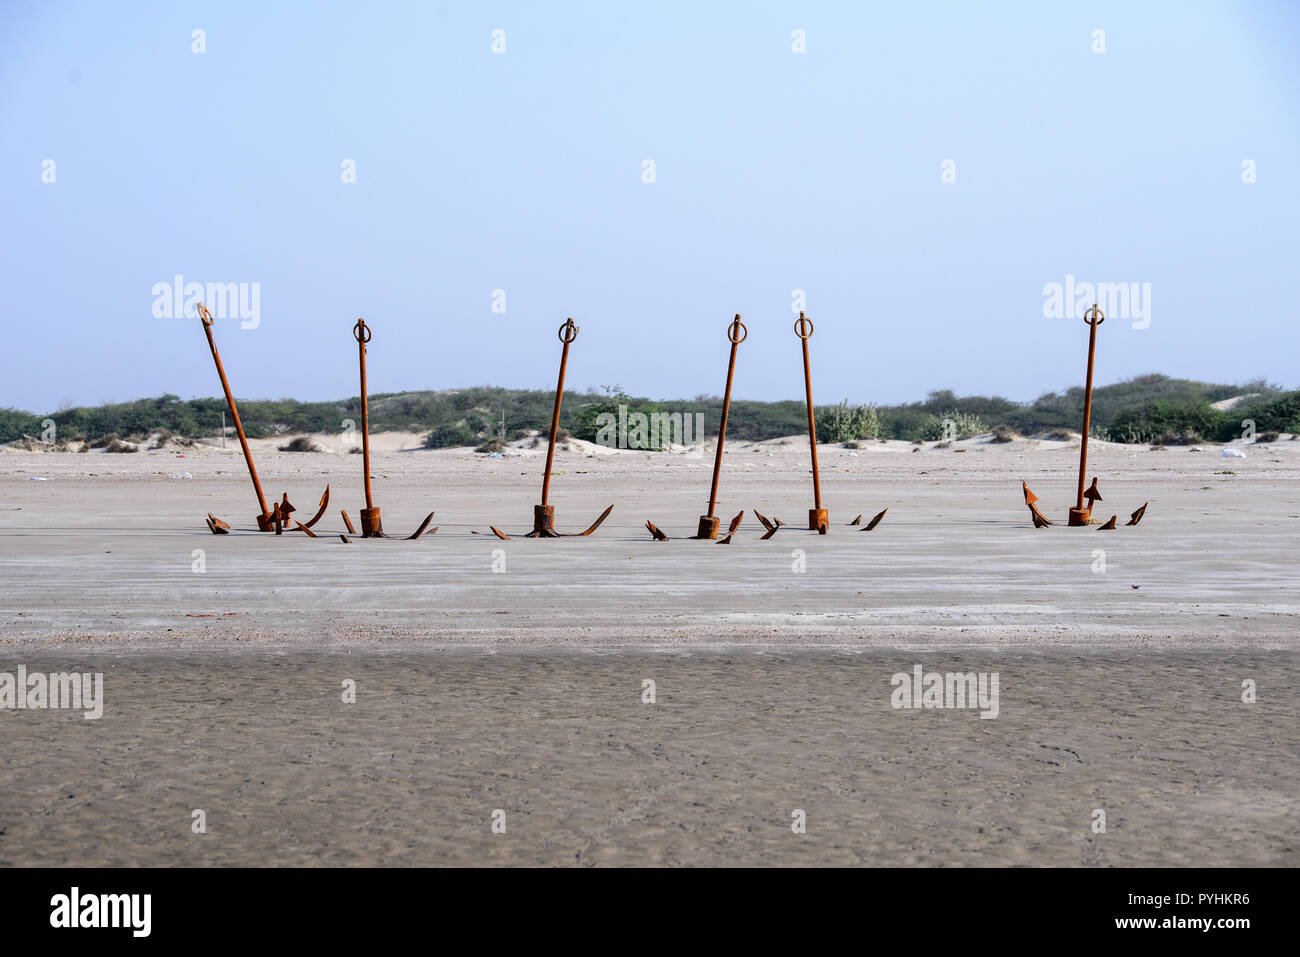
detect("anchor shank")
[1075,308,1100,513]
[801,332,822,510]
[357,324,374,510]
[200,307,270,520]
[706,318,742,517]
[540,332,572,507]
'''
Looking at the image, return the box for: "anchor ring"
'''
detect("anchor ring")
[794,314,814,339]
[728,316,748,344]
[1083,304,1105,326]
[558,318,579,343]
[197,303,214,327]
[353,318,372,343]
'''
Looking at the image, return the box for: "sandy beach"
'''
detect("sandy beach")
[1,433,1296,865]
[1,432,1295,650]
[2,649,1294,867]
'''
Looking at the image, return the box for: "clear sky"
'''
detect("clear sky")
[2,0,1297,414]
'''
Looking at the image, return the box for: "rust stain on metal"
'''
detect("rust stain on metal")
[406,513,437,540]
[294,486,330,531]
[1018,308,1147,531]
[196,302,327,535]
[350,319,436,540]
[353,318,385,538]
[694,315,746,539]
[197,303,274,530]
[1022,482,1038,507]
[1068,305,1104,527]
[794,312,826,530]
[508,318,613,538]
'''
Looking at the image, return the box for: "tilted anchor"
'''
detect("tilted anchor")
[694,316,747,539]
[645,315,746,541]
[346,318,436,541]
[196,303,328,533]
[1021,304,1148,529]
[491,318,613,539]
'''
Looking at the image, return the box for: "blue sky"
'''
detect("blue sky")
[2,0,1297,413]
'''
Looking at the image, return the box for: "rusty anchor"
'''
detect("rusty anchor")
[492,318,613,539]
[692,315,748,539]
[349,318,436,540]
[197,303,328,533]
[753,313,886,538]
[795,313,829,532]
[1021,304,1149,529]
[1067,305,1105,527]
[643,315,745,542]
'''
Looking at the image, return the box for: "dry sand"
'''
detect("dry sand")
[0,433,1296,865]
[1,432,1295,650]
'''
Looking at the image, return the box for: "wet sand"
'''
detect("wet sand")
[2,650,1293,867]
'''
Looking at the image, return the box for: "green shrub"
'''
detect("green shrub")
[424,421,481,448]
[1108,400,1216,444]
[572,387,663,448]
[103,436,137,453]
[0,408,41,444]
[278,436,320,452]
[818,400,880,443]
[1149,429,1203,446]
[13,379,1296,450]
[1211,392,1300,441]
[920,409,986,442]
